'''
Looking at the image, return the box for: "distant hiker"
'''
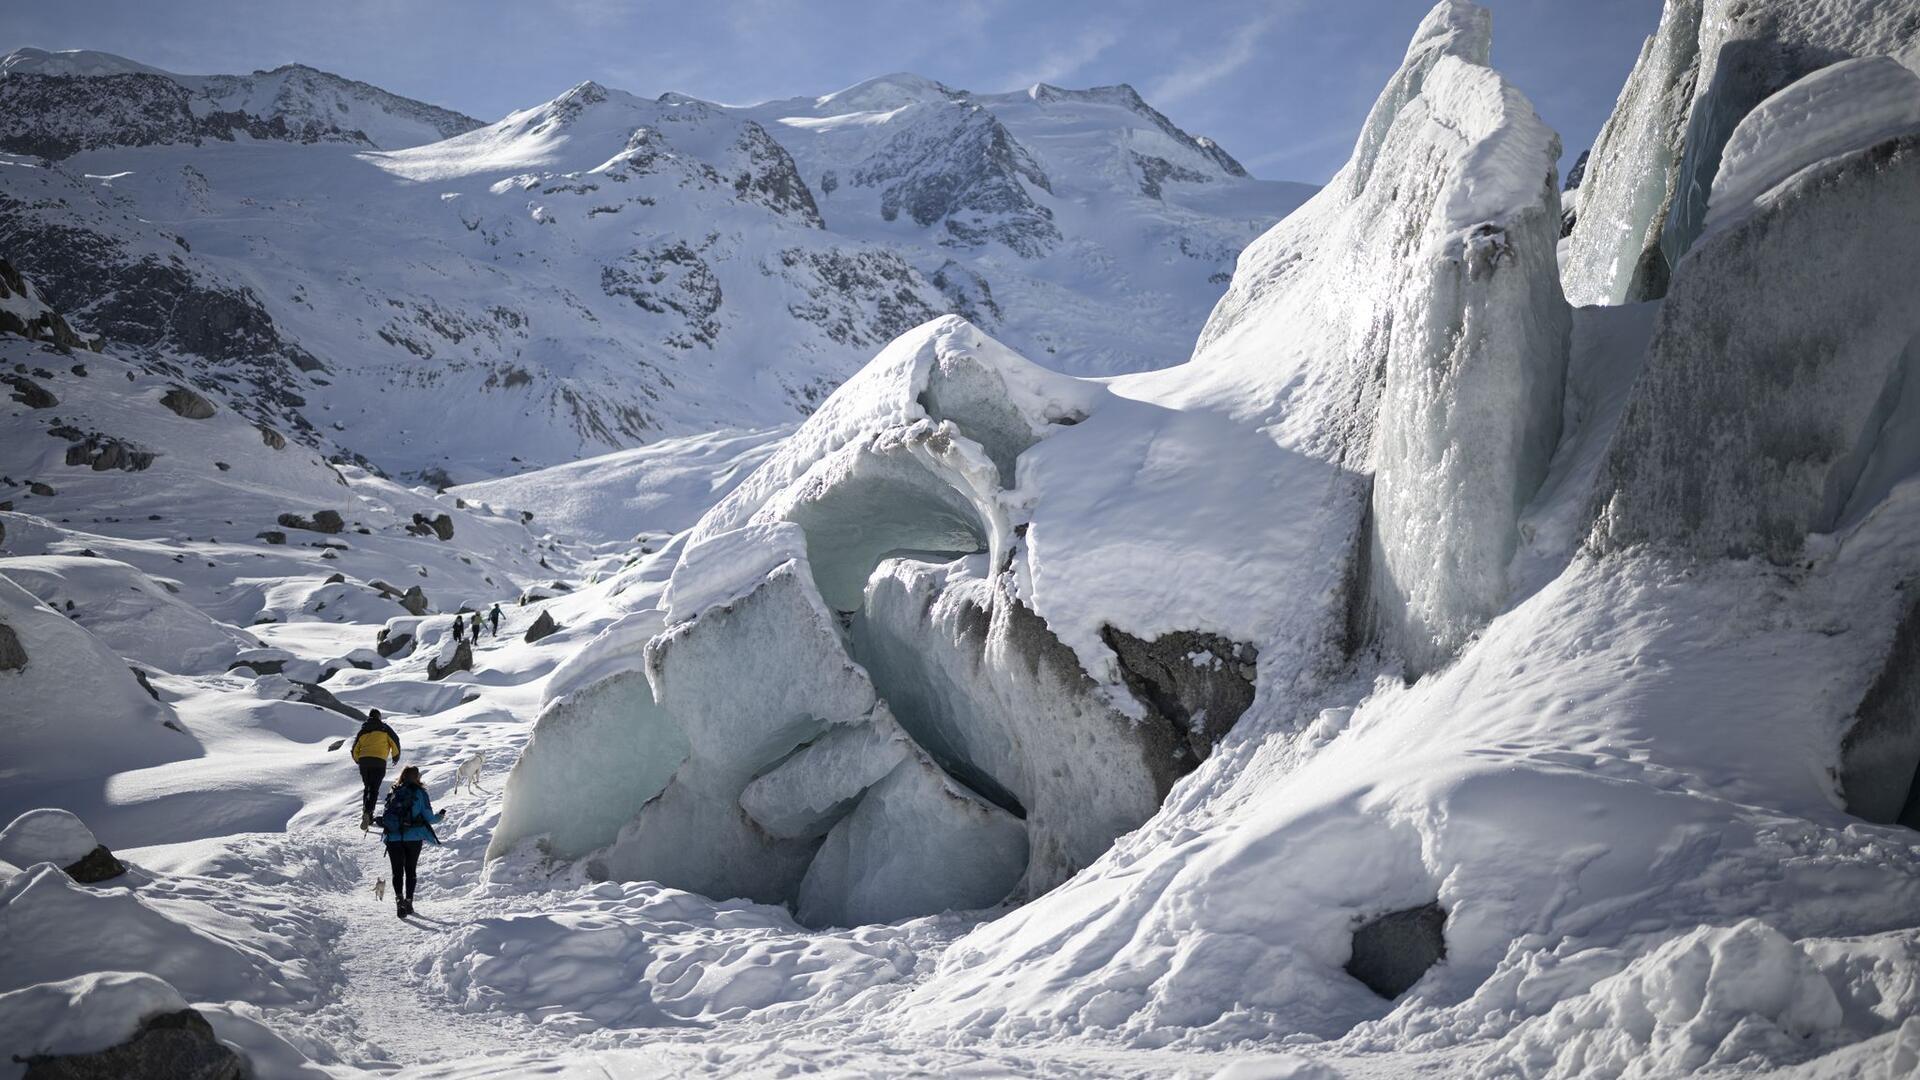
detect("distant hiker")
[488,603,501,637]
[350,709,402,831]
[379,765,444,919]
[452,614,466,644]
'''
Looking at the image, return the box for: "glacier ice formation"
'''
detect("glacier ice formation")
[485,4,1920,1063]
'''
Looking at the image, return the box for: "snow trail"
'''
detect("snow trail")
[316,837,545,1068]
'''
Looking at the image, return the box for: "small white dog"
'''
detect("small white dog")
[374,878,386,901]
[455,751,486,794]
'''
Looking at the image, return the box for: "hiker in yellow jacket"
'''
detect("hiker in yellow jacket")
[352,709,402,830]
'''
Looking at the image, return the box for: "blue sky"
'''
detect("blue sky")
[7,0,1661,182]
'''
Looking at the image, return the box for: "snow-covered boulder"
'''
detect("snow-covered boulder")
[0,555,257,675]
[0,972,243,1080]
[0,864,318,1006]
[0,808,100,872]
[0,574,193,813]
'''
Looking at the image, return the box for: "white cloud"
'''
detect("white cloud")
[1147,4,1294,107]
[994,23,1124,91]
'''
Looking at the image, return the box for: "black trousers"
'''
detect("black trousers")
[386,840,422,900]
[357,757,386,817]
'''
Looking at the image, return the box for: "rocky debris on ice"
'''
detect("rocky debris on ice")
[1101,627,1257,759]
[0,621,25,671]
[2,372,57,409]
[0,972,243,1080]
[0,255,93,352]
[408,511,454,541]
[375,618,418,658]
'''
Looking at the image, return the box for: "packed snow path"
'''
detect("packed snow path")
[318,836,545,1068]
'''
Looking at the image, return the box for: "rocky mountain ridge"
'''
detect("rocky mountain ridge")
[0,50,1314,482]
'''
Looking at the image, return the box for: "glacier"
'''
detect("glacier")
[7,0,1920,1075]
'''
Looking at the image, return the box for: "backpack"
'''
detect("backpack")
[380,784,425,835]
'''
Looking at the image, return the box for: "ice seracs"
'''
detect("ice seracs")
[1561,0,1920,305]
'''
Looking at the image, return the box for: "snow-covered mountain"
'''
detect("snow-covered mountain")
[0,48,484,155]
[0,51,1312,481]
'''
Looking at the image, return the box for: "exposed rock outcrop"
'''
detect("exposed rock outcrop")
[523,609,561,643]
[1346,901,1448,1000]
[158,386,215,419]
[275,509,343,534]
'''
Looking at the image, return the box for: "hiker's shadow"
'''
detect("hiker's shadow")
[403,914,456,930]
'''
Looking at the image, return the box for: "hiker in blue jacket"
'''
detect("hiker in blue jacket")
[379,765,445,918]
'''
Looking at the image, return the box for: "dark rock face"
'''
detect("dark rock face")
[407,512,454,541]
[777,248,943,349]
[1346,901,1447,1000]
[0,257,91,350]
[28,481,55,497]
[398,585,429,617]
[130,666,162,701]
[276,509,344,534]
[0,67,478,161]
[374,627,415,659]
[729,122,825,227]
[256,530,286,545]
[227,657,285,676]
[61,843,127,884]
[1841,594,1920,830]
[0,621,26,671]
[1132,151,1212,200]
[2,202,326,454]
[600,240,724,350]
[928,259,1002,327]
[289,679,366,721]
[257,424,286,450]
[427,641,472,681]
[1103,627,1257,763]
[855,105,1059,257]
[19,1006,243,1080]
[1563,148,1590,191]
[523,609,561,643]
[3,373,57,408]
[159,387,216,419]
[63,434,155,472]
